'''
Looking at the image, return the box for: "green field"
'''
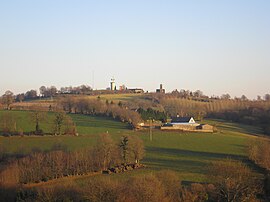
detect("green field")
[0,110,262,182]
[0,110,55,134]
[0,110,131,153]
[93,93,146,102]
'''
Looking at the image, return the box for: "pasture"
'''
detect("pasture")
[0,110,262,182]
[96,93,145,101]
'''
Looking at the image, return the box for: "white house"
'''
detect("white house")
[170,116,198,126]
[161,116,213,132]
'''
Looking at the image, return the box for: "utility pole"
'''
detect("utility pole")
[149,117,153,141]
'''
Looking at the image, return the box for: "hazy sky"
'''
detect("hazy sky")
[0,0,269,98]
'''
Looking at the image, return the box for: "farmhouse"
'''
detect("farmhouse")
[171,116,198,126]
[161,116,213,132]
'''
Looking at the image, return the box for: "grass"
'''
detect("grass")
[0,110,55,133]
[0,110,263,183]
[90,93,146,102]
[140,130,248,181]
[0,136,97,154]
[0,110,131,153]
[70,114,130,136]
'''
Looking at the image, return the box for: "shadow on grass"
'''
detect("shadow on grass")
[143,147,246,175]
[146,147,245,160]
[71,115,130,130]
[209,119,263,135]
[143,157,208,174]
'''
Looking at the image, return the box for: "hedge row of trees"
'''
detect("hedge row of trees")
[60,97,142,128]
[248,140,270,199]
[248,140,270,171]
[1,159,263,202]
[170,89,270,102]
[208,108,270,135]
[0,85,93,108]
[157,95,270,117]
[150,93,270,134]
[40,85,93,97]
[0,134,144,185]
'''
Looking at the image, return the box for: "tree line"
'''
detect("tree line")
[40,85,93,97]
[150,93,270,135]
[0,85,93,108]
[248,139,270,199]
[0,133,144,185]
[58,92,270,133]
[60,97,142,128]
[2,87,270,134]
[1,159,264,202]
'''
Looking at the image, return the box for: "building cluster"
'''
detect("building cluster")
[108,78,165,94]
[156,84,165,93]
[161,115,214,132]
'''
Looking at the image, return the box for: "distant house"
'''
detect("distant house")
[161,116,213,132]
[171,116,197,125]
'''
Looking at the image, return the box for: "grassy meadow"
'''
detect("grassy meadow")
[0,110,262,183]
[96,93,145,101]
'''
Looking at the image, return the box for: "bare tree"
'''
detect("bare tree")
[64,115,77,135]
[194,90,203,98]
[53,112,66,135]
[82,178,119,202]
[248,139,270,170]
[221,93,231,100]
[265,94,270,101]
[25,90,38,100]
[156,170,181,202]
[119,175,167,202]
[1,90,14,110]
[208,159,260,202]
[30,110,47,135]
[49,86,58,98]
[16,93,25,102]
[39,86,47,97]
[94,133,118,170]
[128,135,145,164]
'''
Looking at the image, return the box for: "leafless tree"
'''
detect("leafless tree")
[53,111,66,135]
[248,139,270,170]
[128,135,145,164]
[119,175,167,202]
[156,170,181,202]
[29,110,47,135]
[94,133,119,170]
[208,159,260,202]
[1,90,14,110]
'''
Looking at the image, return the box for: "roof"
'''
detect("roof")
[171,117,193,123]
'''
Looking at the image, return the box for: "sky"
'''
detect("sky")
[0,0,269,99]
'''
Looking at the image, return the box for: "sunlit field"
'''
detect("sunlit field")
[0,110,261,183]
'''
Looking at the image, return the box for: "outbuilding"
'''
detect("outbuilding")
[196,124,214,132]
